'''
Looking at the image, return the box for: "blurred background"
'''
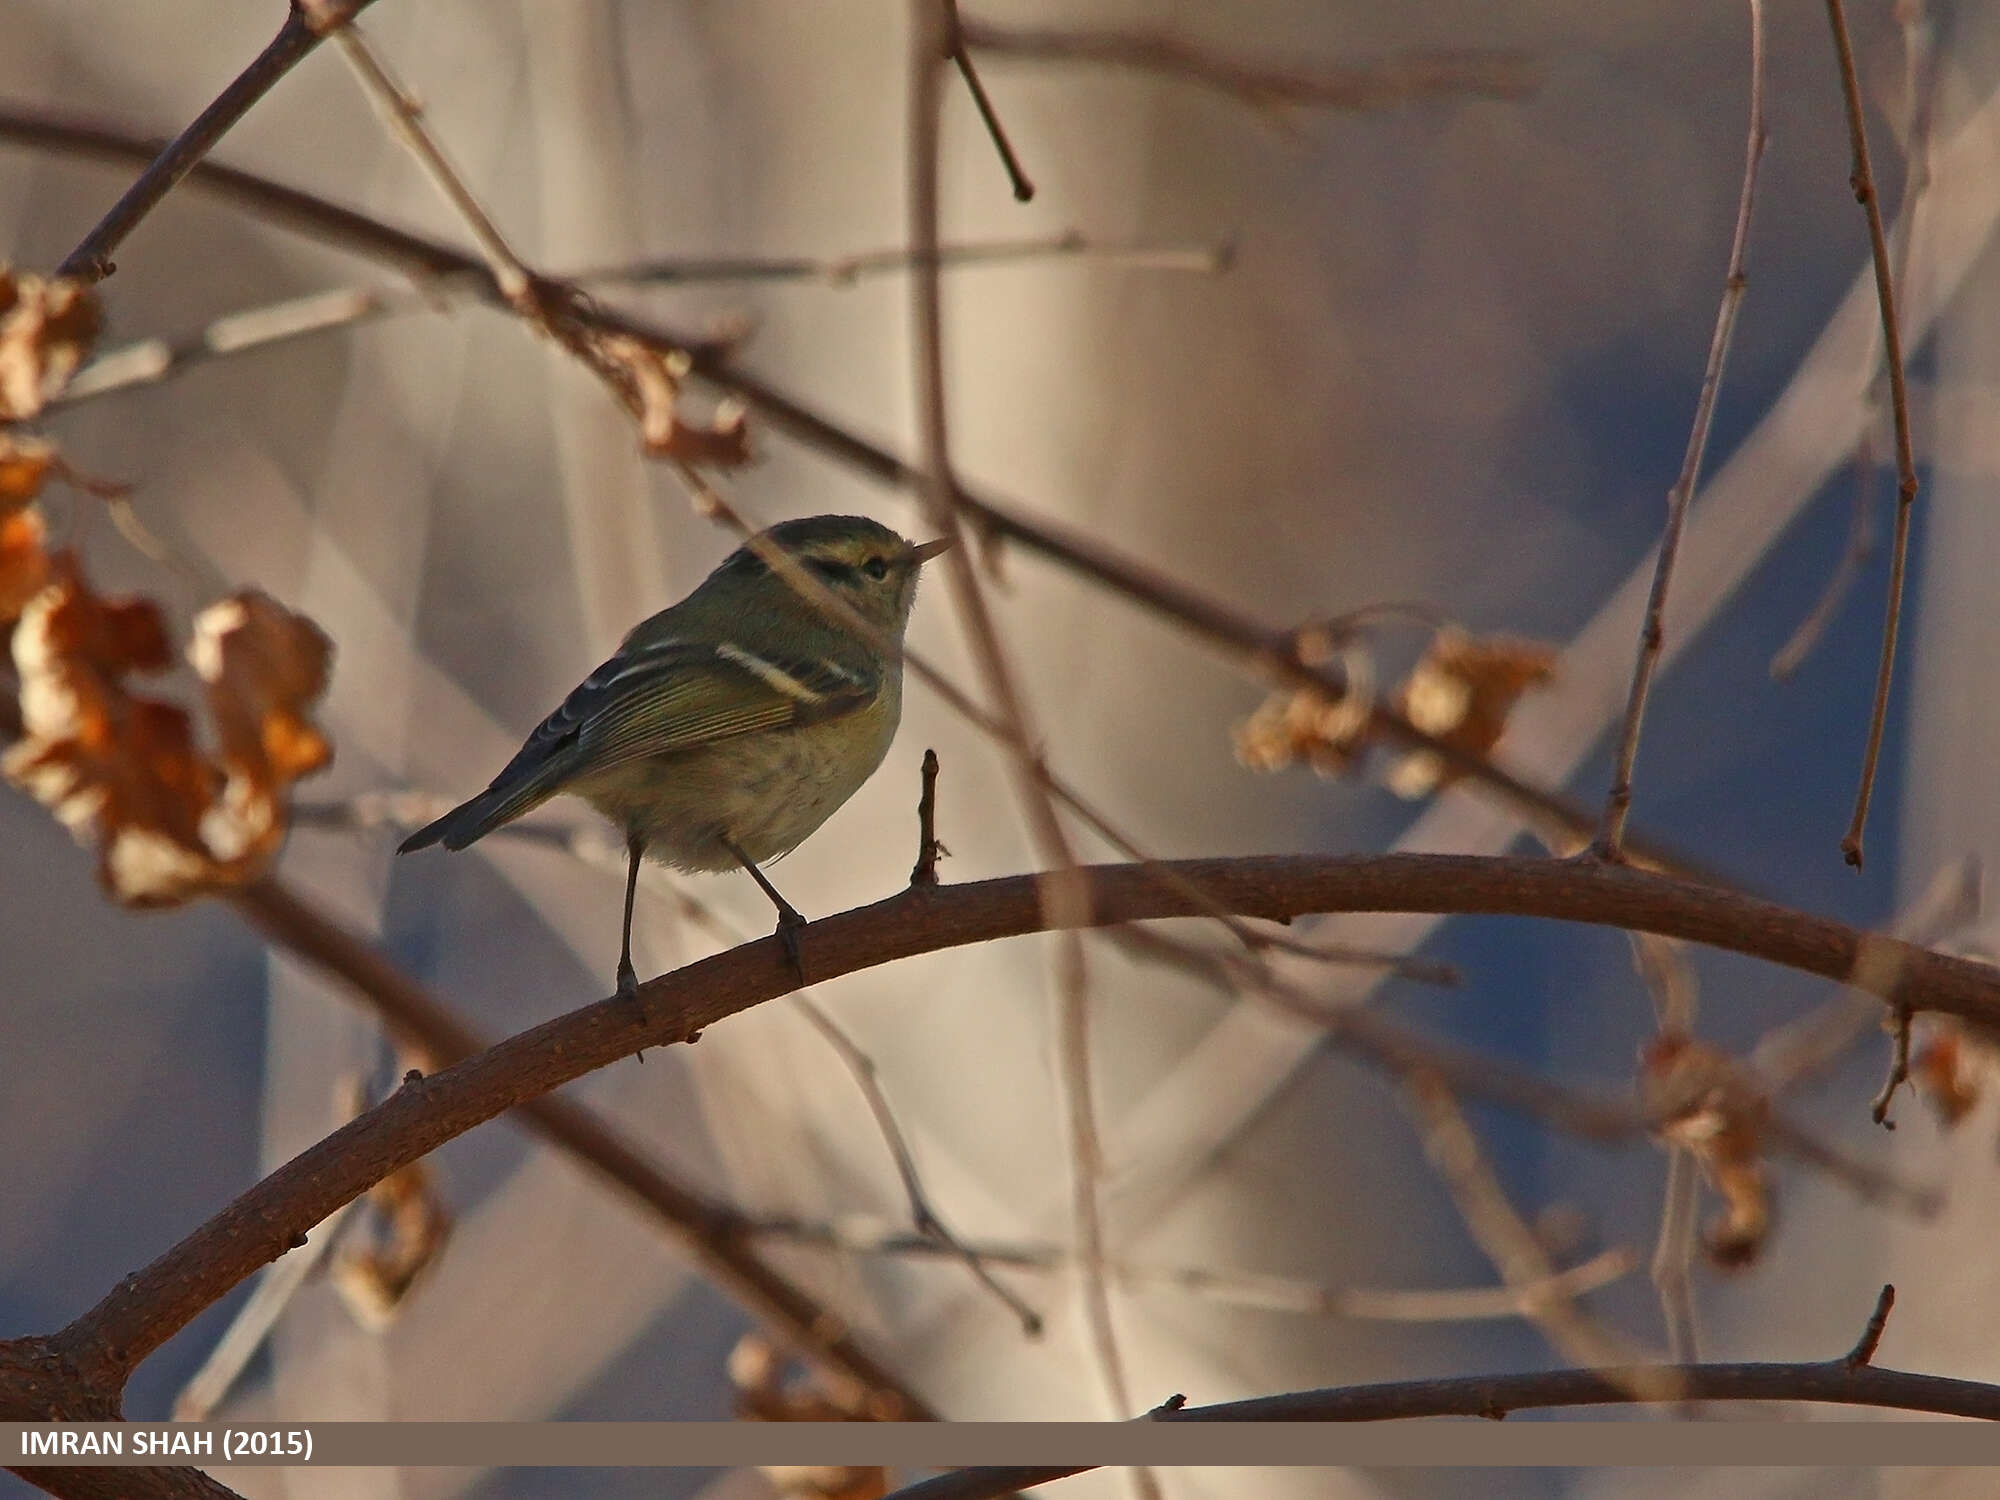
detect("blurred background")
[3,1,1999,1498]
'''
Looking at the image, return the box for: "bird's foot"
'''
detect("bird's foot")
[774,905,808,985]
[616,956,640,1001]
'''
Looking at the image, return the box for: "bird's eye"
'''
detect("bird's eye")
[862,556,889,581]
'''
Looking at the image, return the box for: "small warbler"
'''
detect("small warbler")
[399,514,948,995]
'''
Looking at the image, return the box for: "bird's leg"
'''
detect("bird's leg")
[724,837,808,982]
[617,833,644,1000]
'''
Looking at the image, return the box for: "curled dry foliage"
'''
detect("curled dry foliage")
[1387,628,1557,797]
[529,284,752,466]
[728,1332,889,1440]
[0,433,56,621]
[329,1154,453,1329]
[1234,621,1557,797]
[3,557,334,904]
[1640,1031,1772,1268]
[0,267,97,420]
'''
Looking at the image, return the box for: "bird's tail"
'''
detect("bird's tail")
[396,782,554,854]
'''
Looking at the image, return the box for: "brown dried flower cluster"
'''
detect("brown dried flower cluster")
[1234,623,1556,798]
[1640,1031,1771,1267]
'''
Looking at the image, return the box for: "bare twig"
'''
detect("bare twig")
[1403,1072,1670,1399]
[1773,0,1930,675]
[749,1214,1636,1322]
[226,880,936,1419]
[4,849,1994,1419]
[1845,1283,1897,1368]
[908,1,1128,1422]
[54,3,375,281]
[309,4,532,306]
[1872,1004,1915,1127]
[957,18,1536,113]
[1596,0,1766,858]
[575,231,1231,287]
[1651,1148,1701,1362]
[0,105,1708,874]
[1826,0,1922,868]
[911,748,946,887]
[943,1,1035,201]
[788,993,1043,1336]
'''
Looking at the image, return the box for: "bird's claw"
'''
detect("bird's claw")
[775,906,808,984]
[616,957,640,1001]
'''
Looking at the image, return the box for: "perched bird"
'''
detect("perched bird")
[398,514,948,996]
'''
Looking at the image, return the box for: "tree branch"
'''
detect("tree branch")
[55,2,375,282]
[1,850,1989,1421]
[0,104,1707,876]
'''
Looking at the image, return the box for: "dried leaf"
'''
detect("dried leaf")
[0,268,99,419]
[1910,1021,1997,1129]
[1232,646,1374,778]
[3,557,216,903]
[0,430,57,508]
[4,558,335,904]
[1386,628,1557,798]
[729,1332,877,1423]
[331,1157,452,1329]
[1639,1032,1771,1268]
[0,505,50,625]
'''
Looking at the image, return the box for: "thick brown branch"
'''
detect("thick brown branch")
[228,881,935,1419]
[883,1357,2000,1499]
[17,851,1995,1406]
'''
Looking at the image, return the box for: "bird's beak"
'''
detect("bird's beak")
[911,536,954,565]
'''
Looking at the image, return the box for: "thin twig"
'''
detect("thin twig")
[1403,1072,1672,1400]
[748,1214,1636,1322]
[943,1,1035,201]
[957,19,1537,112]
[1827,0,1922,868]
[1751,853,1981,1092]
[10,849,1998,1411]
[54,3,374,281]
[909,2,1130,1423]
[1872,1004,1915,1127]
[573,232,1230,287]
[226,880,936,1419]
[1595,0,1766,858]
[1845,1283,1897,1368]
[1772,0,1929,678]
[309,4,533,306]
[0,104,1709,875]
[788,993,1043,1336]
[54,285,419,408]
[1651,1148,1701,1363]
[911,747,947,887]
[612,834,1040,1336]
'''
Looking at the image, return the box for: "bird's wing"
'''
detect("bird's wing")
[400,640,879,852]
[509,639,876,792]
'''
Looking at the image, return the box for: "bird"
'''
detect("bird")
[397,514,948,997]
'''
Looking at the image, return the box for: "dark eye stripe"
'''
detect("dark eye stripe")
[808,556,855,583]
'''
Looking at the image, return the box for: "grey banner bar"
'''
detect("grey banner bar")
[7,1422,2000,1468]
